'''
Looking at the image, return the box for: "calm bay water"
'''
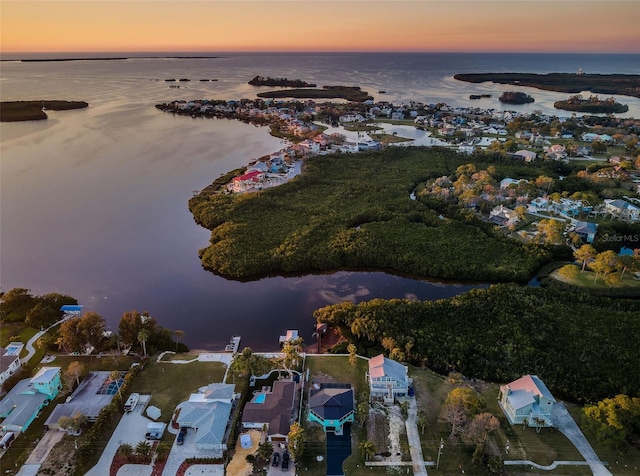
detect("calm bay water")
[1,53,638,350]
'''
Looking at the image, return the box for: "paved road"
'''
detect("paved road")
[404,396,428,476]
[85,394,152,476]
[551,402,612,476]
[22,314,75,364]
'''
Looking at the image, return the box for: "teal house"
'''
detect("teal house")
[498,375,556,428]
[308,383,354,435]
[0,367,62,433]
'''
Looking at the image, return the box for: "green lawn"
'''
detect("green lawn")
[552,266,640,288]
[129,358,226,421]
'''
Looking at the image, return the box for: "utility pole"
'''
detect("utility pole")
[436,438,444,469]
[505,439,510,454]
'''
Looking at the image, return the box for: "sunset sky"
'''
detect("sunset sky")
[1,0,639,54]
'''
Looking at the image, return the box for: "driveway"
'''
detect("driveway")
[85,394,153,476]
[551,402,612,476]
[404,396,428,476]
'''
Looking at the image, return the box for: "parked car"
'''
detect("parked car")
[177,427,187,445]
[282,452,290,471]
[272,452,280,466]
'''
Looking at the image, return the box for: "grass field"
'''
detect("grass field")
[552,265,640,288]
[129,357,226,423]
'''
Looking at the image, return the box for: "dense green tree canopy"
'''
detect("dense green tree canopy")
[314,284,640,402]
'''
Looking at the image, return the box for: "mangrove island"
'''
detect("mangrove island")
[454,72,640,98]
[257,85,373,102]
[554,94,629,113]
[248,75,317,87]
[499,91,535,104]
[0,100,89,122]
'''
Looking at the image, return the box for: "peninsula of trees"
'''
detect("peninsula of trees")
[189,147,555,282]
[454,72,640,98]
[0,100,88,122]
[248,75,317,87]
[554,94,629,113]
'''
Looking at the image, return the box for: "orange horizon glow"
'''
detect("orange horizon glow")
[1,1,639,55]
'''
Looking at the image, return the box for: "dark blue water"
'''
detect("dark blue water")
[1,53,637,350]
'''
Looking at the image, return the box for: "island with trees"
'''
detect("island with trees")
[1,100,88,122]
[554,94,629,113]
[454,72,640,98]
[257,85,373,102]
[498,91,534,104]
[248,75,317,87]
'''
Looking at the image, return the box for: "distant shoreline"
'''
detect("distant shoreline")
[1,56,227,62]
[0,100,88,122]
[454,72,640,98]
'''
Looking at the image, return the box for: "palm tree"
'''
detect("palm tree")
[135,440,152,459]
[137,328,149,356]
[110,370,123,402]
[359,440,376,461]
[155,442,171,462]
[174,329,185,351]
[117,443,133,462]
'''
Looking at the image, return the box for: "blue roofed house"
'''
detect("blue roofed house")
[0,367,62,433]
[367,354,410,403]
[308,383,354,435]
[573,221,598,243]
[176,383,236,456]
[498,375,556,428]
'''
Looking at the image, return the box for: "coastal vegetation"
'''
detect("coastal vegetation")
[554,94,629,113]
[0,100,88,122]
[313,284,640,403]
[189,147,556,282]
[454,72,640,98]
[248,75,316,87]
[498,91,534,104]
[257,86,373,102]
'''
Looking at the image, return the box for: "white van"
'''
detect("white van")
[0,432,15,450]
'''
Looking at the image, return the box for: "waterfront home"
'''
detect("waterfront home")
[366,354,410,403]
[546,144,567,161]
[241,379,296,443]
[0,367,62,433]
[582,132,613,143]
[308,383,354,435]
[490,205,520,227]
[498,375,555,428]
[500,178,528,189]
[45,371,122,430]
[227,170,265,193]
[176,383,236,455]
[0,343,23,387]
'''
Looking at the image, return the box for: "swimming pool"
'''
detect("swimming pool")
[253,393,266,404]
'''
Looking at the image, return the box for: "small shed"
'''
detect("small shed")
[146,405,161,420]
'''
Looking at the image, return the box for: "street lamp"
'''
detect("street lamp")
[436,438,444,469]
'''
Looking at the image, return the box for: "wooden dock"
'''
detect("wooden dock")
[225,336,241,353]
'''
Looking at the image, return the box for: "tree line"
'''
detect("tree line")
[313,284,640,403]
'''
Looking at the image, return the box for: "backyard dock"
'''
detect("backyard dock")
[225,336,241,353]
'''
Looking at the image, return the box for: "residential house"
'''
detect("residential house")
[176,383,236,455]
[604,199,640,222]
[490,205,520,227]
[572,221,598,243]
[546,144,567,161]
[498,375,556,428]
[227,170,265,193]
[0,343,23,387]
[45,371,121,430]
[366,354,410,403]
[500,178,528,190]
[308,383,354,435]
[0,367,62,433]
[241,379,296,443]
[513,150,537,162]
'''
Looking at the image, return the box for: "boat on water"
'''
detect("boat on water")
[225,336,241,352]
[378,90,386,94]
